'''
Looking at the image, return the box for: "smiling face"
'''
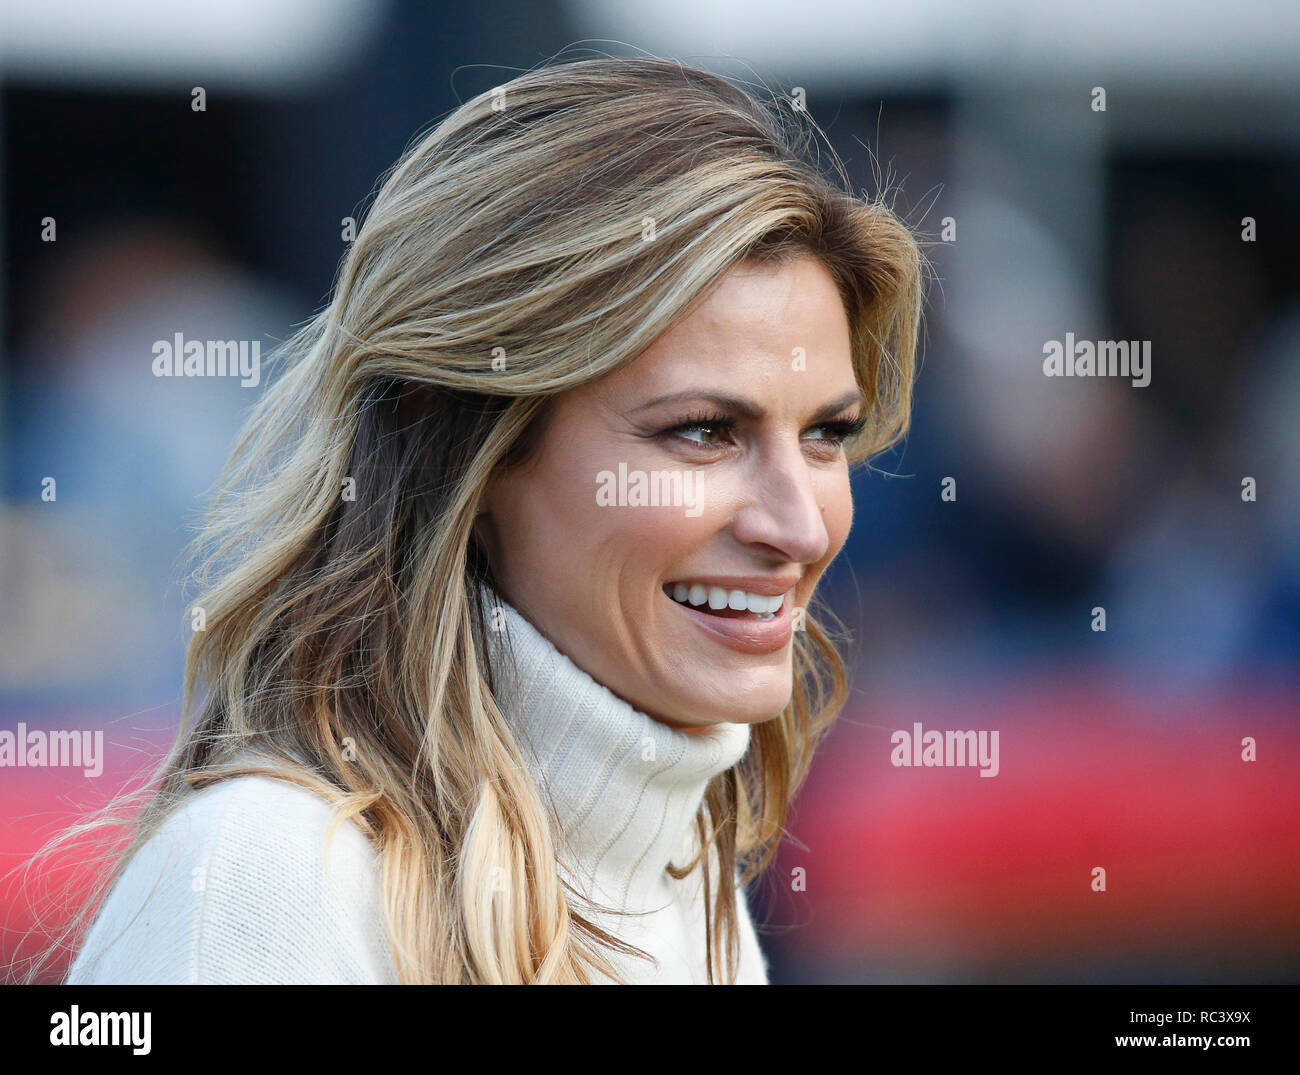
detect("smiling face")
[475,252,861,732]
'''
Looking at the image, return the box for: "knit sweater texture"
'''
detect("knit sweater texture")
[67,596,769,984]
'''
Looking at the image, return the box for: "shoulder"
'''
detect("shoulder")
[67,775,398,985]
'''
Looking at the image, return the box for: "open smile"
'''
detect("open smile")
[661,578,798,654]
[661,582,787,620]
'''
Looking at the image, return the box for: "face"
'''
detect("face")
[475,253,861,732]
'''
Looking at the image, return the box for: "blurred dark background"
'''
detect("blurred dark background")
[3,0,1297,982]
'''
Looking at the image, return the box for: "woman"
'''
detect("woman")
[52,54,923,984]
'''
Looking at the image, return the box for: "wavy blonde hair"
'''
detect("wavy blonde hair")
[22,53,925,984]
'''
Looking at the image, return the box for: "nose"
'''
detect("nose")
[728,444,832,565]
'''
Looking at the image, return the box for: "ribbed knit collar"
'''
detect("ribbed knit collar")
[483,589,752,914]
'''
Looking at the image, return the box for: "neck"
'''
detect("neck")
[482,588,752,913]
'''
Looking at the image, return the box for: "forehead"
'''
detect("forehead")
[590,254,854,403]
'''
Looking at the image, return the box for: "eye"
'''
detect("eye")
[660,412,737,449]
[656,411,867,452]
[804,415,867,446]
[677,422,731,445]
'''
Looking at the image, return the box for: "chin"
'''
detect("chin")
[735,694,793,725]
[659,684,793,729]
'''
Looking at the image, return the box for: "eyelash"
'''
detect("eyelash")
[660,410,868,451]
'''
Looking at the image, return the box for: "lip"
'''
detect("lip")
[663,585,795,655]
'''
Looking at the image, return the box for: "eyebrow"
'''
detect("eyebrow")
[629,389,866,423]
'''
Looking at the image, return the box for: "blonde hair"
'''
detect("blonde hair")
[21,53,925,984]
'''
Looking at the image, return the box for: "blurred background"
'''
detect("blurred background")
[2,1,1297,983]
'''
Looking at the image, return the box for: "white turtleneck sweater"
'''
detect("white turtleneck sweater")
[67,598,769,984]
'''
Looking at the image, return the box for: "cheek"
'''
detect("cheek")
[601,505,708,591]
[499,450,700,578]
[489,459,591,581]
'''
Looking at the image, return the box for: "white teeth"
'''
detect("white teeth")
[666,584,788,619]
